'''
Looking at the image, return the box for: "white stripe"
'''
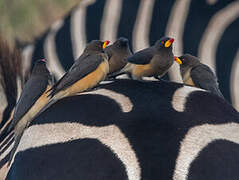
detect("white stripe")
[230,50,239,111]
[0,162,9,180]
[0,72,7,121]
[173,123,239,180]
[21,45,34,78]
[165,0,192,83]
[0,143,13,163]
[0,133,13,150]
[198,1,239,71]
[17,123,141,180]
[81,88,133,112]
[132,0,154,51]
[100,0,122,42]
[71,0,96,59]
[44,20,66,80]
[172,86,205,112]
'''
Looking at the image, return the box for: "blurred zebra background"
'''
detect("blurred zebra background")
[3,0,239,110]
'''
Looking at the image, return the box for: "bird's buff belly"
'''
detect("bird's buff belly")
[132,64,156,77]
[62,60,109,96]
[15,86,51,130]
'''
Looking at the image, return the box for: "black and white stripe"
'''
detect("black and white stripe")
[4,79,239,179]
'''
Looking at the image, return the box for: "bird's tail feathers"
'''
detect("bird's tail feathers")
[8,128,24,166]
[34,98,59,119]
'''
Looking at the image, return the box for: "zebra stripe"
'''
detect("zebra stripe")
[71,0,96,59]
[230,50,239,111]
[173,123,239,180]
[100,0,122,43]
[132,0,154,52]
[44,20,65,79]
[166,0,191,82]
[198,1,239,70]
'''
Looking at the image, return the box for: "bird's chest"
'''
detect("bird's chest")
[151,55,173,75]
[109,55,127,74]
[183,68,195,86]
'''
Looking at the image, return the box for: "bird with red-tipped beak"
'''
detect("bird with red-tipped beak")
[47,40,110,100]
[109,36,175,80]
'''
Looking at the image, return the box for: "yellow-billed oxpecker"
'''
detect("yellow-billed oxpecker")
[104,37,132,75]
[47,40,110,100]
[8,59,52,165]
[109,36,175,80]
[174,54,224,98]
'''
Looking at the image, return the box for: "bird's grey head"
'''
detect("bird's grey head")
[155,36,174,51]
[176,54,200,68]
[32,59,51,77]
[85,40,110,53]
[113,37,129,49]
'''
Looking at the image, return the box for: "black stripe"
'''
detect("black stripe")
[216,18,239,103]
[85,0,106,41]
[7,139,128,180]
[55,14,75,71]
[183,0,231,55]
[149,0,174,45]
[31,31,49,70]
[117,0,140,51]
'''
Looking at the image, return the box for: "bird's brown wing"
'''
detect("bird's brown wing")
[126,47,155,65]
[190,64,224,98]
[9,75,49,130]
[49,54,104,97]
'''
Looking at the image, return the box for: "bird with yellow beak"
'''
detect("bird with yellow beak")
[174,54,224,98]
[109,36,175,80]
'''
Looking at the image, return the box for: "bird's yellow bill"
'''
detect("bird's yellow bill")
[164,38,174,48]
[174,56,182,64]
[103,40,110,49]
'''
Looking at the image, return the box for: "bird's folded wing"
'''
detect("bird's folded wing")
[50,54,104,94]
[126,48,155,65]
[10,76,49,128]
[190,64,223,97]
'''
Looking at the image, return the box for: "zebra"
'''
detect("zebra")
[1,32,239,180]
[4,79,239,179]
[18,0,239,111]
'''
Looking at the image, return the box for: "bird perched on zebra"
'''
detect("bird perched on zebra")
[47,40,110,101]
[174,54,224,98]
[7,59,53,165]
[104,37,132,76]
[109,36,175,80]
